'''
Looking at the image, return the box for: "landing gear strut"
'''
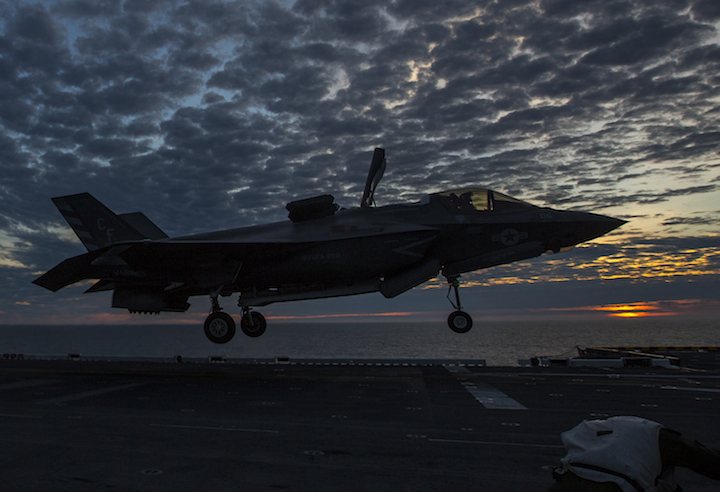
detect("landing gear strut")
[204,293,237,344]
[446,276,473,333]
[203,292,271,343]
[205,293,235,343]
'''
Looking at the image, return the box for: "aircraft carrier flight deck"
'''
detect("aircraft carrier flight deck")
[1,354,719,491]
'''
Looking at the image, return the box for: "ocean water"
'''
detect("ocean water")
[2,318,719,366]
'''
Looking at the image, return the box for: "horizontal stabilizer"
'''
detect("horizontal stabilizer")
[32,251,97,292]
[84,279,115,293]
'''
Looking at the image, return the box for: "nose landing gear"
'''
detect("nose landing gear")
[240,307,267,338]
[446,276,473,333]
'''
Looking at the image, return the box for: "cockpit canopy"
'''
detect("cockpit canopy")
[432,188,534,213]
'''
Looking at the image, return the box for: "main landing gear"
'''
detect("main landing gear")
[203,293,266,344]
[446,276,473,333]
[204,311,236,344]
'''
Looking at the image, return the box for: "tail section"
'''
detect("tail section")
[117,212,168,240]
[52,193,166,251]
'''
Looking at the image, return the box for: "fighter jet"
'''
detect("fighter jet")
[34,148,625,343]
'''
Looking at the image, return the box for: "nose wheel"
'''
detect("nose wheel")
[446,276,473,333]
[240,308,267,338]
[448,310,472,333]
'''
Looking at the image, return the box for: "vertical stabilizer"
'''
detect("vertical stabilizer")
[361,148,386,208]
[118,212,168,240]
[52,193,147,251]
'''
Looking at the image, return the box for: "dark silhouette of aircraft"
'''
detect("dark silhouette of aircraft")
[34,148,625,343]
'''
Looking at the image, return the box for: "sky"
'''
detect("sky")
[0,0,719,325]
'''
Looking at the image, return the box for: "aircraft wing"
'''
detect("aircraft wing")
[34,219,440,295]
[111,220,439,274]
[167,214,437,244]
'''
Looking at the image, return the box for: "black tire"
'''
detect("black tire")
[448,310,473,333]
[241,311,267,338]
[204,312,236,344]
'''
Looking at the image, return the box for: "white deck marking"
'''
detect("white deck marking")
[36,383,143,405]
[0,379,59,390]
[150,423,279,434]
[661,385,720,393]
[0,413,42,419]
[445,367,527,410]
[463,382,528,410]
[429,438,562,449]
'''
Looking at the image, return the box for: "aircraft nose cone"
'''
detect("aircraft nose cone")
[594,215,626,235]
[576,213,626,243]
[554,211,626,248]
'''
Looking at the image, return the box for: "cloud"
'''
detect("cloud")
[661,213,720,227]
[691,0,720,22]
[0,0,718,323]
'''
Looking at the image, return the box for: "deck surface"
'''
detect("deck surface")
[1,357,719,491]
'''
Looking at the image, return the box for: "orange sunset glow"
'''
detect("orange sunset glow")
[267,312,417,321]
[594,302,675,318]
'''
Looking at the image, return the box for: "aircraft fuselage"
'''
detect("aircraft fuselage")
[95,190,622,310]
[33,150,625,342]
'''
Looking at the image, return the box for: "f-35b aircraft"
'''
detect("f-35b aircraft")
[34,148,625,343]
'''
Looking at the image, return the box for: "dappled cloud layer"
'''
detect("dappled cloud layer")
[0,0,719,321]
